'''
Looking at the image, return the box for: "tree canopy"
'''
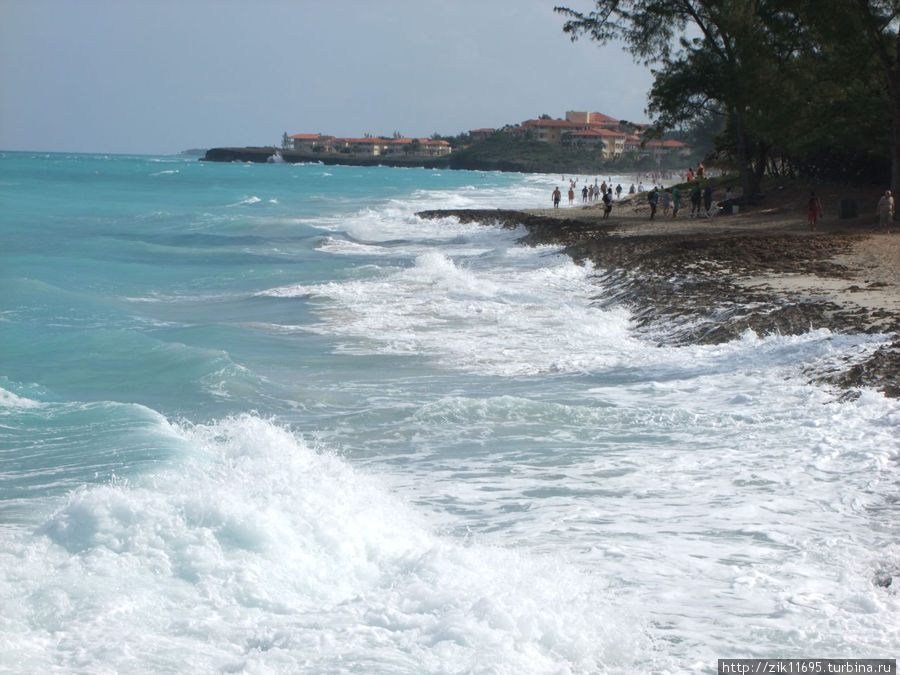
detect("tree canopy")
[555,0,900,194]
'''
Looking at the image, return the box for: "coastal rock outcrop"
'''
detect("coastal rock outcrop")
[417,208,900,398]
[201,147,450,169]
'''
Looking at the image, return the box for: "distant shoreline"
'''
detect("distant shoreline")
[199,146,668,175]
[200,146,452,169]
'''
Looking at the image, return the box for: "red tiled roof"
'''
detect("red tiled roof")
[645,139,688,148]
[588,128,626,137]
[380,138,450,145]
[589,112,618,124]
[522,118,576,128]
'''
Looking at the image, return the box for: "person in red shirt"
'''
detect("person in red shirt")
[808,191,823,231]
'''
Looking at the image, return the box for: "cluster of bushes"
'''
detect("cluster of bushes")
[447,134,685,174]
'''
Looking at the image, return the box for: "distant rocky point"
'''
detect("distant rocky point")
[200,146,450,168]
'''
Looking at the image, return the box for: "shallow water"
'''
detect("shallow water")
[1,153,897,673]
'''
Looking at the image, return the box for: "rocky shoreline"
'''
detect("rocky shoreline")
[416,207,900,398]
[201,146,450,169]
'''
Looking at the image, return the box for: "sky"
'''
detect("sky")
[1,0,656,155]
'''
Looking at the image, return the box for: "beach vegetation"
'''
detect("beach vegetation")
[404,138,422,156]
[428,131,472,150]
[447,133,679,173]
[555,1,898,195]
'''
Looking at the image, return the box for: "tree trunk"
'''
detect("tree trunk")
[892,19,900,198]
[892,102,900,197]
[863,4,900,196]
[733,111,762,199]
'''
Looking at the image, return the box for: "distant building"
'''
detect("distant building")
[468,128,496,142]
[420,139,452,156]
[566,128,627,158]
[565,111,620,129]
[287,133,451,157]
[381,138,452,156]
[644,139,690,156]
[515,118,579,143]
[288,134,336,152]
[565,111,590,125]
[286,109,676,159]
[624,134,643,153]
[588,112,619,128]
[337,138,385,155]
[566,130,607,152]
[597,128,627,157]
[508,112,635,151]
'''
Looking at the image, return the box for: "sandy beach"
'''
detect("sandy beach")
[418,182,900,397]
[529,184,900,322]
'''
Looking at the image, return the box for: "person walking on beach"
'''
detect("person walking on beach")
[582,185,589,203]
[690,184,702,217]
[552,186,561,209]
[703,185,713,217]
[616,184,623,199]
[661,189,671,217]
[877,189,894,231]
[602,188,613,219]
[647,186,659,220]
[672,186,681,218]
[568,186,575,206]
[808,191,824,230]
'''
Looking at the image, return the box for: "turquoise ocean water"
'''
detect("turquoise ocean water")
[1,152,897,673]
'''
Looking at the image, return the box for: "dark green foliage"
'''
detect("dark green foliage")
[429,132,472,149]
[555,1,898,191]
[449,135,606,172]
[447,134,682,173]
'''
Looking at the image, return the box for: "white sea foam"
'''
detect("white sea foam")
[5,156,898,672]
[265,241,644,376]
[247,183,900,665]
[226,196,263,207]
[0,386,42,410]
[356,368,900,666]
[2,414,647,673]
[316,236,391,257]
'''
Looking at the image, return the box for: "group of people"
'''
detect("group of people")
[644,182,724,220]
[553,177,622,213]
[808,189,894,231]
[553,176,897,231]
[554,177,723,220]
